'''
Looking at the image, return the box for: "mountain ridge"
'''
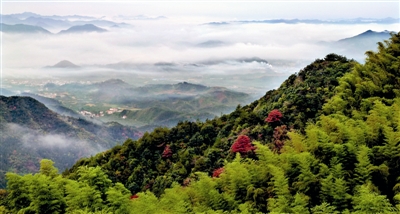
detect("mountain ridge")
[0,23,52,34]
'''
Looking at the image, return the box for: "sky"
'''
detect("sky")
[1,1,399,22]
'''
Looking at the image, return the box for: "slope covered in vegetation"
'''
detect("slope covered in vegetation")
[62,52,356,194]
[1,32,399,213]
[0,96,141,188]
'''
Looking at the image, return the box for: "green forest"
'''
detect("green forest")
[1,32,400,213]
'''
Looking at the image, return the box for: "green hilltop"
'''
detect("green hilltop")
[1,32,400,213]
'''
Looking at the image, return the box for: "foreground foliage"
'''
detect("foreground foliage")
[1,32,400,213]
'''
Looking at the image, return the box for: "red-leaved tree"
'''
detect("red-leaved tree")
[273,125,288,153]
[265,109,283,123]
[212,168,225,178]
[231,135,255,155]
[162,145,172,158]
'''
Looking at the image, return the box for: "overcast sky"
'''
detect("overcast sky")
[2,1,399,22]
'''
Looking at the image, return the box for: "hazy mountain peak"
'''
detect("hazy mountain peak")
[338,29,392,42]
[101,78,129,85]
[51,60,80,68]
[58,24,107,34]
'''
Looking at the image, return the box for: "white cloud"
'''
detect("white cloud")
[3,22,398,70]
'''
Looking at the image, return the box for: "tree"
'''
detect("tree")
[265,109,283,123]
[162,145,172,158]
[5,173,31,212]
[352,183,396,213]
[212,168,224,178]
[39,159,58,178]
[28,174,66,214]
[231,135,255,155]
[272,125,288,153]
[106,183,132,214]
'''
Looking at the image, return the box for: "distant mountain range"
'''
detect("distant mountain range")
[0,23,51,34]
[1,12,129,30]
[0,23,107,34]
[40,80,253,128]
[0,24,107,34]
[207,17,400,25]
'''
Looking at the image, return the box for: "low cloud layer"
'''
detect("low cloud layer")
[2,17,398,96]
[6,123,104,155]
[3,20,398,70]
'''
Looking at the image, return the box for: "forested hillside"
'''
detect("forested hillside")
[1,32,399,213]
[62,53,356,195]
[0,96,141,188]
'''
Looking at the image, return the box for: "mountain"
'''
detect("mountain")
[337,29,392,46]
[2,12,41,20]
[20,92,81,118]
[0,23,51,34]
[0,95,141,188]
[3,33,400,213]
[22,16,70,29]
[94,78,131,88]
[57,33,400,213]
[1,12,129,30]
[323,30,394,60]
[47,60,80,68]
[64,52,357,194]
[58,24,107,34]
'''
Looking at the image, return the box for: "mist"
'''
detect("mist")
[3,20,397,69]
[0,122,108,180]
[3,17,398,96]
[6,123,105,155]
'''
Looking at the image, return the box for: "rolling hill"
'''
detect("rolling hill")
[42,80,253,128]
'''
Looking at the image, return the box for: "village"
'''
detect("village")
[79,107,126,119]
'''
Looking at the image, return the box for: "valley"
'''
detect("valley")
[3,78,255,129]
